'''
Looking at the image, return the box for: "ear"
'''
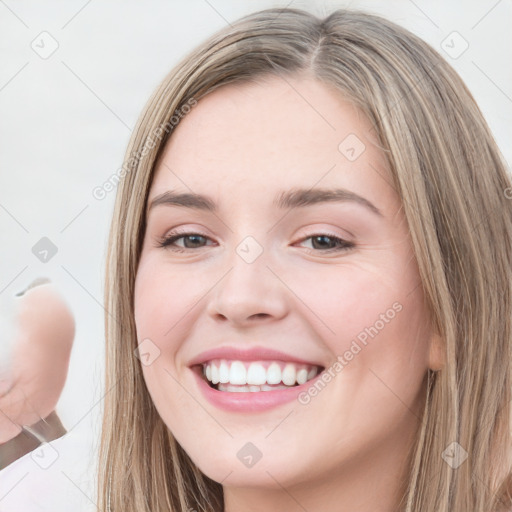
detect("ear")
[428,332,446,371]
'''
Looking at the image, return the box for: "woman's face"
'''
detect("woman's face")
[134,75,440,498]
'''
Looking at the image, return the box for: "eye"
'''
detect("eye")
[296,233,355,253]
[156,231,214,252]
[156,231,355,254]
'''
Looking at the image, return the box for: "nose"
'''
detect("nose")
[206,243,289,327]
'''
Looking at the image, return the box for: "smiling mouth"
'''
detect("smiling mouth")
[195,359,325,392]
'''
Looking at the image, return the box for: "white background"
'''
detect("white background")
[0,0,510,509]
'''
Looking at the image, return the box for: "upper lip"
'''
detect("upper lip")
[188,346,325,368]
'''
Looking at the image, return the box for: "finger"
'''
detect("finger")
[14,277,52,297]
[0,386,42,444]
[0,379,12,398]
[0,406,23,444]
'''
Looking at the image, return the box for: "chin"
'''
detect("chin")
[178,435,310,490]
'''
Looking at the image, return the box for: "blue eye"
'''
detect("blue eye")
[156,232,355,254]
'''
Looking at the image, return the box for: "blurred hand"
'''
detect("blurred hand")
[0,280,75,444]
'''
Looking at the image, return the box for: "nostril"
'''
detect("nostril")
[250,313,270,320]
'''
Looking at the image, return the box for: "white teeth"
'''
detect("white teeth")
[282,364,296,386]
[266,362,282,384]
[211,364,220,385]
[219,360,230,383]
[246,363,267,385]
[229,361,247,385]
[202,359,322,389]
[218,383,293,392]
[297,368,308,385]
[218,384,250,393]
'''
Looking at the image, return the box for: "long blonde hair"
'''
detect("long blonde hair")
[99,8,512,511]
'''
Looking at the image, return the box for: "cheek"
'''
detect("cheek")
[133,259,202,408]
[294,260,429,374]
[134,258,204,343]
[134,260,205,436]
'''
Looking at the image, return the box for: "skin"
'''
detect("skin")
[134,74,445,512]
[0,282,74,445]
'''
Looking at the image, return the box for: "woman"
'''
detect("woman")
[98,6,512,512]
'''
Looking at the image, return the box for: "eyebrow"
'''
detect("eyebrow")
[147,187,383,217]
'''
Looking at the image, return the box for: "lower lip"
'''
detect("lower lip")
[190,366,323,413]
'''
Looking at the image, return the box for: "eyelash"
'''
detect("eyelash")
[156,230,355,254]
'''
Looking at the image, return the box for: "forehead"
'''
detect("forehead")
[149,75,397,213]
